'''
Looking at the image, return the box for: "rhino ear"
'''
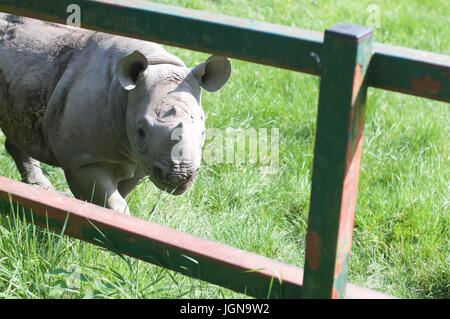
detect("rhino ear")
[115,50,149,91]
[192,56,231,92]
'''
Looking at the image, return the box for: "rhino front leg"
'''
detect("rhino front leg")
[4,139,54,190]
[64,165,130,215]
[118,167,146,198]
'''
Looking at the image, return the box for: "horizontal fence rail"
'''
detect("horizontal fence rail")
[0,177,392,299]
[0,0,449,102]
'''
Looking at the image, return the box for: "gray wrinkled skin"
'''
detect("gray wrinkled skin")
[0,14,231,214]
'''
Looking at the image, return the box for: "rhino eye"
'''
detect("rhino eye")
[137,128,146,139]
[136,128,147,151]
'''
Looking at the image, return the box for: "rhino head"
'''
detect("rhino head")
[115,51,231,195]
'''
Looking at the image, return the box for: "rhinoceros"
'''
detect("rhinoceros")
[0,13,231,214]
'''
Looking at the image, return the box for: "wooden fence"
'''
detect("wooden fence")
[0,0,448,298]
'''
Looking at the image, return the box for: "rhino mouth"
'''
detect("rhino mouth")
[153,179,193,195]
[146,172,195,196]
[144,161,198,195]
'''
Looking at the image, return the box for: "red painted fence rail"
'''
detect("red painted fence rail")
[0,177,392,299]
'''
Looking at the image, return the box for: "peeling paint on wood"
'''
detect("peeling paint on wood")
[0,176,395,299]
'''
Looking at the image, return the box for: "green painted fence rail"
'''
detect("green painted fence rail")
[0,0,448,102]
[0,0,448,299]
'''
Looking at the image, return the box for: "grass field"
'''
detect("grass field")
[0,0,449,298]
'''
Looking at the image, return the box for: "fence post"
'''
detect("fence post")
[303,24,373,299]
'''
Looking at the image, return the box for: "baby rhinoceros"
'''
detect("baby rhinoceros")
[0,14,231,214]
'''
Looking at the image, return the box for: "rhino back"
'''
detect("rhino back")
[0,13,92,163]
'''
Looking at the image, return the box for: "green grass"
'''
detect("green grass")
[0,0,449,298]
